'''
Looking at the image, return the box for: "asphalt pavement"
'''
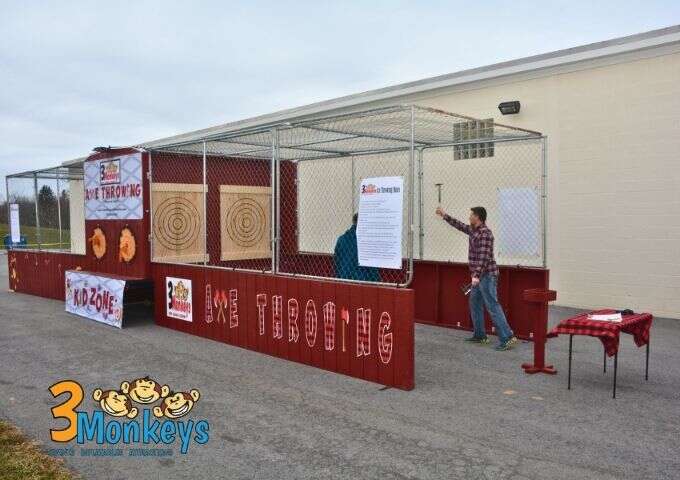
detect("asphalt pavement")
[0,255,678,480]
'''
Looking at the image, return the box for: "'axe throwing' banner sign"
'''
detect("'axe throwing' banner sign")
[84,152,143,220]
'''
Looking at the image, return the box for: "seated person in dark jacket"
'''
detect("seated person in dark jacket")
[334,213,381,282]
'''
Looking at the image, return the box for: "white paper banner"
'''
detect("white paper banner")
[65,271,125,328]
[84,153,143,220]
[357,176,404,269]
[498,187,540,257]
[166,276,193,322]
[9,204,20,243]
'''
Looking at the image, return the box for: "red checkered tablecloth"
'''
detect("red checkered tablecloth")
[547,309,653,357]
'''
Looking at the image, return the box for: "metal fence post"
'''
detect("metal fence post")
[56,169,62,250]
[403,105,415,286]
[202,141,208,267]
[33,172,41,250]
[5,176,10,248]
[351,156,356,213]
[275,128,281,274]
[270,128,277,273]
[417,148,424,260]
[148,151,154,262]
[541,136,547,268]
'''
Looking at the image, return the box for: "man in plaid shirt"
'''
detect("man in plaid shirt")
[436,206,517,350]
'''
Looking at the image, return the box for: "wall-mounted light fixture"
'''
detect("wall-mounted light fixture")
[498,101,521,115]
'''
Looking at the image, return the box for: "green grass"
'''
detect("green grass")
[0,420,78,480]
[0,224,71,248]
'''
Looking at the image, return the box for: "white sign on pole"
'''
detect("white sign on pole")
[9,204,20,243]
[356,176,404,269]
[84,152,143,220]
[65,270,125,328]
[166,276,193,322]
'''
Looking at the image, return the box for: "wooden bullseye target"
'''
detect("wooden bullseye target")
[155,197,201,250]
[220,185,271,261]
[226,198,267,247]
[151,183,208,263]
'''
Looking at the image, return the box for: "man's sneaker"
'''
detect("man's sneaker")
[495,336,518,351]
[465,336,490,344]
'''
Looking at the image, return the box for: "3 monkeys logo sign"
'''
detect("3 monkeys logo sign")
[361,183,378,195]
[48,377,209,455]
[99,159,121,185]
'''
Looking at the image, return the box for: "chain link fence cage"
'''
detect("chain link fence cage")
[5,166,83,252]
[146,105,545,287]
[420,137,545,266]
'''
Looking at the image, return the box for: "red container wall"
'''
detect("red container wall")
[260,252,551,340]
[151,263,415,390]
[8,250,92,300]
[8,249,547,341]
[411,260,549,340]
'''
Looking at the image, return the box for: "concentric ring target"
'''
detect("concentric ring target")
[225,198,266,247]
[154,197,201,251]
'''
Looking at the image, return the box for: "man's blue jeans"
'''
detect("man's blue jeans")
[469,274,513,342]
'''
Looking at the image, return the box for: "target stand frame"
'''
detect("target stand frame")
[150,182,209,264]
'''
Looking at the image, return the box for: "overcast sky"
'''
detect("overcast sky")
[2,1,680,199]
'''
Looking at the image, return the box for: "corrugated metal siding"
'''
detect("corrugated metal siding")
[411,260,549,340]
[151,263,415,390]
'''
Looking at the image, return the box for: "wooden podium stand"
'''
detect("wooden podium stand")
[521,288,557,374]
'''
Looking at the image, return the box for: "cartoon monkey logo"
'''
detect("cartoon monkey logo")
[153,390,200,419]
[93,389,138,419]
[174,281,189,302]
[120,376,169,404]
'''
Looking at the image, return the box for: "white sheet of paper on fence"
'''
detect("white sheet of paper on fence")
[9,204,20,243]
[498,187,540,257]
[65,270,125,328]
[356,176,404,269]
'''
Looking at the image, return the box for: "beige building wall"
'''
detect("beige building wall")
[298,49,680,318]
[404,51,680,318]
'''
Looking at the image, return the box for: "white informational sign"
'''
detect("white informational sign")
[356,176,404,269]
[166,276,193,322]
[498,187,540,257]
[9,204,20,243]
[84,152,143,220]
[65,270,125,328]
